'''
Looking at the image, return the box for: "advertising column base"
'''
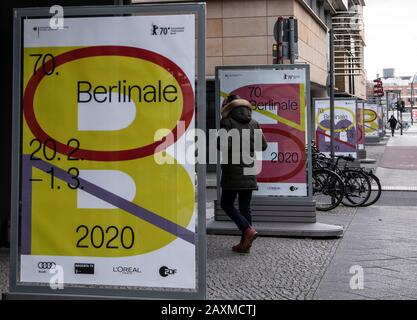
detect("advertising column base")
[207,220,343,238]
[207,199,343,238]
[365,136,381,144]
[357,148,367,160]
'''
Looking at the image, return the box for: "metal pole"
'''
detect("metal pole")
[378,95,383,136]
[277,17,284,64]
[386,90,389,123]
[400,91,403,135]
[411,75,415,125]
[289,17,295,64]
[329,29,335,160]
[396,92,399,120]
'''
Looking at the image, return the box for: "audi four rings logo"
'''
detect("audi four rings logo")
[38,262,56,269]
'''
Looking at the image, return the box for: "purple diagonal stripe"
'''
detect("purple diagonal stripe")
[22,155,33,254]
[30,158,196,246]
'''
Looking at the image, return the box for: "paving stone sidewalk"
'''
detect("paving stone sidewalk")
[314,206,417,300]
[0,249,8,298]
[314,126,417,300]
[207,207,357,300]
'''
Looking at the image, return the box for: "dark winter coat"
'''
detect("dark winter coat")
[388,117,398,128]
[218,109,268,190]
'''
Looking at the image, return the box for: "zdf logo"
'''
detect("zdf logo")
[159,266,177,277]
[49,5,64,30]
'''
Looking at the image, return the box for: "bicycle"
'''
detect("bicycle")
[343,166,382,207]
[311,145,345,211]
[312,167,345,211]
[311,146,372,208]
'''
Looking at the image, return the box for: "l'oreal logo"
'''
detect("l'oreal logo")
[113,266,142,275]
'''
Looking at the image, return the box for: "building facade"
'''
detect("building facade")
[332,0,366,99]
[134,0,367,100]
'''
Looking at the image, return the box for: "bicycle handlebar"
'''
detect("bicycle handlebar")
[334,155,355,162]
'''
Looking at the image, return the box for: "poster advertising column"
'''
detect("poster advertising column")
[382,104,388,134]
[10,4,206,299]
[377,104,384,136]
[217,66,310,197]
[357,102,365,150]
[364,103,380,138]
[314,98,358,158]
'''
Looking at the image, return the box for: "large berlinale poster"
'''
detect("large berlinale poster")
[218,68,308,197]
[21,15,197,289]
[315,99,358,158]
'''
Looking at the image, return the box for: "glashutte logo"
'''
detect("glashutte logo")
[113,266,142,275]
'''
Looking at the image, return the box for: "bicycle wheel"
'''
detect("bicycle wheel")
[341,170,371,207]
[361,172,382,207]
[312,169,345,211]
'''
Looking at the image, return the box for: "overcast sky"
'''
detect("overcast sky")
[364,0,417,79]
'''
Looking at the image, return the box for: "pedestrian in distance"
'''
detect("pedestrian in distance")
[218,95,268,253]
[387,115,398,136]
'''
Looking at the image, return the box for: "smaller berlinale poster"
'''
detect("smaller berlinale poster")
[219,68,308,197]
[357,103,364,150]
[364,104,380,138]
[315,99,358,158]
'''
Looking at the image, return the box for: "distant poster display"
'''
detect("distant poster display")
[378,105,384,135]
[314,99,358,158]
[364,103,379,137]
[357,102,364,150]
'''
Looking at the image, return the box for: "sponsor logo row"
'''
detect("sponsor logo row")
[37,262,177,277]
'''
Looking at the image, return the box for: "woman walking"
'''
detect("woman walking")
[218,95,267,253]
[388,115,398,137]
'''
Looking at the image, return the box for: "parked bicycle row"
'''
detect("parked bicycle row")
[311,142,382,211]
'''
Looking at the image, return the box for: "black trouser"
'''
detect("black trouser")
[391,126,395,136]
[220,189,253,231]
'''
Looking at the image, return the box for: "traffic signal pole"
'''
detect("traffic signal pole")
[395,92,400,120]
[329,29,335,160]
[411,78,414,125]
[373,77,385,136]
[400,91,403,136]
[277,17,284,64]
[289,17,296,64]
[398,91,403,135]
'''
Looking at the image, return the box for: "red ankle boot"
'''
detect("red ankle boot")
[232,233,244,252]
[232,242,242,252]
[240,227,258,253]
